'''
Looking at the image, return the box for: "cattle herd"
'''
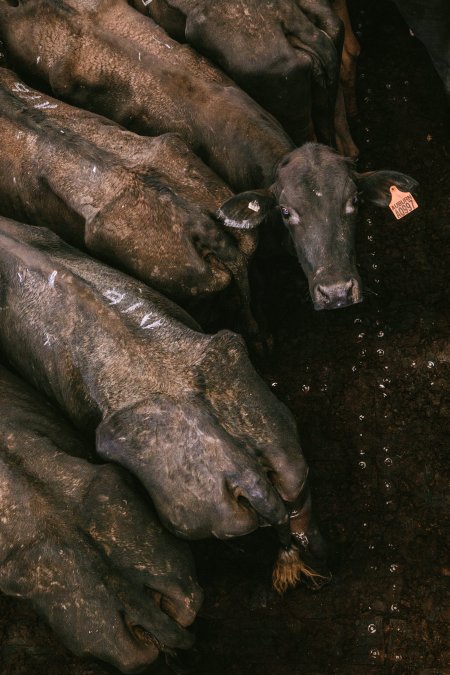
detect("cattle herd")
[0,0,446,673]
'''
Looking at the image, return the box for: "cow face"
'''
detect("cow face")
[219,143,418,310]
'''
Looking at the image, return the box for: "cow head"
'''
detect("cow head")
[218,143,418,310]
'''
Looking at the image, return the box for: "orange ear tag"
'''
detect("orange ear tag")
[389,185,419,220]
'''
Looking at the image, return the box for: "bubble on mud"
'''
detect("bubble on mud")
[359,73,366,79]
[411,361,416,368]
[377,331,384,338]
[372,264,378,270]
[385,82,392,89]
[384,481,392,490]
[352,365,357,372]
[358,333,366,339]
[390,564,399,572]
[395,654,403,661]
[366,218,372,225]
[383,378,391,383]
[368,624,377,634]
[384,457,393,466]
[364,127,370,133]
[379,384,386,389]
[367,234,374,241]
[377,349,384,356]
[374,278,380,284]
[370,648,380,659]
[320,384,328,392]
[365,138,371,144]
[426,134,433,142]
[301,384,310,393]
[362,522,368,528]
[403,80,409,86]
[361,349,367,357]
[359,461,367,469]
[370,251,376,256]
[359,414,365,421]
[391,604,399,613]
[383,446,389,452]
[354,317,362,324]
[271,382,278,387]
[430,381,435,386]
[427,361,435,369]
[402,96,408,102]
[363,97,370,104]
[382,392,388,398]
[359,448,366,455]
[368,543,375,550]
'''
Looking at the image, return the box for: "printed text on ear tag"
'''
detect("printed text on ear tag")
[389,185,419,220]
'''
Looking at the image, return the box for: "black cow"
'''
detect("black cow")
[0,67,257,326]
[130,0,343,146]
[0,364,202,673]
[0,217,325,577]
[0,0,417,309]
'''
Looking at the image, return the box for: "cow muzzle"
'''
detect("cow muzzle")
[312,276,362,310]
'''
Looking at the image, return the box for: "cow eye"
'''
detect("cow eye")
[280,206,290,218]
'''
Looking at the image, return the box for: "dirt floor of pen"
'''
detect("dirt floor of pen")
[0,0,448,673]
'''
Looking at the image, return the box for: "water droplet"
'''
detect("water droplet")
[411,361,416,368]
[384,481,392,490]
[379,384,386,389]
[395,654,403,661]
[374,278,380,284]
[391,603,399,612]
[370,648,380,659]
[320,384,328,392]
[301,384,310,393]
[361,349,367,357]
[367,234,374,241]
[385,83,392,89]
[383,446,389,453]
[427,360,435,368]
[359,415,365,421]
[271,382,278,387]
[372,264,378,269]
[366,218,372,225]
[402,96,408,102]
[384,457,393,466]
[368,624,377,634]
[352,365,357,372]
[390,563,398,572]
[359,461,367,469]
[377,331,384,338]
[358,333,365,339]
[359,448,366,455]
[368,543,375,550]
[354,317,362,324]
[377,349,384,356]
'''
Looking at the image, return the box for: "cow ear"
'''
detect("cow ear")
[354,170,419,207]
[218,190,276,230]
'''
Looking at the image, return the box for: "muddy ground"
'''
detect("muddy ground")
[0,0,448,673]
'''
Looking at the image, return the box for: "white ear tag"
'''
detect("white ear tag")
[248,200,260,212]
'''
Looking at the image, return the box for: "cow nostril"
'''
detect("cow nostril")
[316,285,331,303]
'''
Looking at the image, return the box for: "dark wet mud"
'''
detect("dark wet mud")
[0,1,448,673]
